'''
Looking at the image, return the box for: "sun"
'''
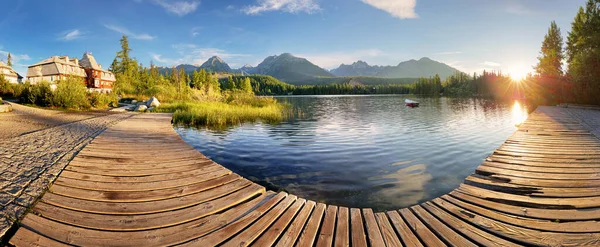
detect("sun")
[507,64,532,81]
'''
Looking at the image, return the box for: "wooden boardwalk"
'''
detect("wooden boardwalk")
[9,107,600,246]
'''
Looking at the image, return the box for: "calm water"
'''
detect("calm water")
[176,95,530,210]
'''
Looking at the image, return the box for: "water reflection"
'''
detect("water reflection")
[177,96,527,210]
[512,100,529,126]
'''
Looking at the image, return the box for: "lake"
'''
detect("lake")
[176,95,530,211]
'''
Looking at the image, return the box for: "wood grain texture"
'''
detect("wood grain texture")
[9,107,600,246]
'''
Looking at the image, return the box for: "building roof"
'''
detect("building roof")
[27,56,86,78]
[80,52,101,70]
[0,61,19,78]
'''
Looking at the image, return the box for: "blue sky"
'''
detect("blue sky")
[0,0,587,79]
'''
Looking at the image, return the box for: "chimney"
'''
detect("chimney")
[74,59,79,66]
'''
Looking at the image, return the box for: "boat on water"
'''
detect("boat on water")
[405,99,419,107]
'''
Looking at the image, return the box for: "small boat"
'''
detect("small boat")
[405,99,419,107]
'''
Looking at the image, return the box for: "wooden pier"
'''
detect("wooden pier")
[9,107,600,246]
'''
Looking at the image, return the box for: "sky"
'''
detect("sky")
[0,0,587,80]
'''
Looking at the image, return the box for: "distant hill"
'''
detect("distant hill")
[254,53,334,84]
[200,56,232,73]
[331,57,459,79]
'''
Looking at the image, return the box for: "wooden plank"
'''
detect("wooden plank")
[362,208,386,247]
[9,227,73,247]
[482,161,600,174]
[431,198,600,246]
[465,175,600,198]
[49,173,241,202]
[275,200,316,247]
[349,208,368,247]
[42,179,252,214]
[296,203,326,247]
[421,202,520,247]
[334,207,349,247]
[410,205,476,246]
[457,184,600,209]
[253,198,306,247]
[54,169,231,192]
[32,184,264,231]
[398,208,446,247]
[180,192,287,247]
[441,195,600,233]
[59,164,224,181]
[316,205,337,247]
[477,165,600,180]
[221,195,297,247]
[16,193,272,247]
[450,191,600,221]
[386,210,423,247]
[374,212,403,247]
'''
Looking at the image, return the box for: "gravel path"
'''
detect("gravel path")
[0,104,132,241]
[0,103,106,139]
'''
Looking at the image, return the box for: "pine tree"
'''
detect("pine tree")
[7,53,12,67]
[565,0,600,103]
[535,21,564,76]
[240,77,253,93]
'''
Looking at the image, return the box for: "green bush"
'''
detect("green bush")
[21,82,54,106]
[52,78,90,110]
[90,92,119,109]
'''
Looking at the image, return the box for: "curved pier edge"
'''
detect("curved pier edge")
[8,107,600,246]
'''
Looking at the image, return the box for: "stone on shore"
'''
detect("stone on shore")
[135,105,148,112]
[0,103,13,113]
[146,97,160,108]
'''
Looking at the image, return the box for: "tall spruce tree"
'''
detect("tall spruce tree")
[535,21,564,76]
[566,0,600,103]
[7,53,12,67]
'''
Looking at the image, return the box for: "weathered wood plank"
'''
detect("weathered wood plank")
[398,208,446,247]
[374,212,403,247]
[334,207,349,247]
[316,205,337,247]
[386,210,423,247]
[221,195,297,247]
[276,200,316,247]
[350,208,368,247]
[253,198,306,247]
[411,205,476,246]
[362,208,386,247]
[421,202,520,247]
[296,203,326,247]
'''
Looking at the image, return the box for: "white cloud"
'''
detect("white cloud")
[0,49,31,75]
[0,50,30,63]
[297,49,385,69]
[153,0,200,16]
[104,24,155,40]
[59,29,84,41]
[435,51,462,55]
[190,26,202,37]
[361,0,418,19]
[150,44,250,66]
[481,61,501,67]
[243,0,320,15]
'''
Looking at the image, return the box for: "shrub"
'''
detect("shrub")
[21,82,54,106]
[52,78,90,109]
[90,92,119,109]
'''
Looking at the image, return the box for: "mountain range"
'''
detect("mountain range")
[157,54,460,85]
[330,58,459,79]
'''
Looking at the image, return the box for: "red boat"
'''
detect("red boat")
[405,99,419,107]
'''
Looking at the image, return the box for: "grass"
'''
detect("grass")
[157,99,288,129]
